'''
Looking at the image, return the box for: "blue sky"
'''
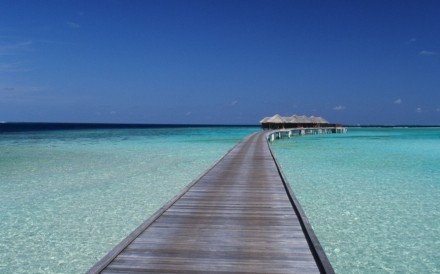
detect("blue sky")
[1,0,439,125]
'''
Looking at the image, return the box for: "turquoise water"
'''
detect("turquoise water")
[0,127,257,273]
[271,128,440,273]
[3,127,439,274]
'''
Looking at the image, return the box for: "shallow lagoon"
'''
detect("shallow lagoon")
[2,127,439,273]
[271,128,440,273]
[0,127,257,273]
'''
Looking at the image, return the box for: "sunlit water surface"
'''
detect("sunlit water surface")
[271,128,440,273]
[0,127,257,273]
[2,127,439,273]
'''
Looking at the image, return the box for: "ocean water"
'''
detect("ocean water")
[3,126,439,274]
[0,126,257,274]
[271,128,440,274]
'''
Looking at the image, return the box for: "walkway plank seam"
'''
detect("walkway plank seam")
[87,131,334,274]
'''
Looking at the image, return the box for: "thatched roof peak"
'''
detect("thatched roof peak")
[260,114,329,124]
[266,114,286,123]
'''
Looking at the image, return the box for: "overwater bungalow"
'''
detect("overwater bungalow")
[260,114,339,129]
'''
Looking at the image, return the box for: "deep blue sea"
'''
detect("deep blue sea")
[1,125,439,273]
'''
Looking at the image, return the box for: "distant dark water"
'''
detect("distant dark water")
[0,122,258,133]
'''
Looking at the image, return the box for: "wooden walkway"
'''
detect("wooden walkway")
[87,131,334,274]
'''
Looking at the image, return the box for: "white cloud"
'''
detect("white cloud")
[333,105,345,111]
[15,41,32,47]
[0,85,44,100]
[0,62,31,73]
[230,100,238,106]
[416,107,422,113]
[67,21,80,28]
[393,98,402,104]
[0,62,21,72]
[419,50,437,56]
[0,85,43,94]
[0,41,33,55]
[406,38,417,45]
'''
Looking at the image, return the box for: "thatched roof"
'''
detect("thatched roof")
[266,114,286,123]
[296,115,310,123]
[313,116,329,124]
[260,114,329,124]
[259,117,271,123]
[286,115,299,123]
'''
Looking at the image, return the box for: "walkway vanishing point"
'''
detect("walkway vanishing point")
[87,131,335,274]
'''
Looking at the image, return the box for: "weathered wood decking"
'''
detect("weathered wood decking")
[87,131,334,274]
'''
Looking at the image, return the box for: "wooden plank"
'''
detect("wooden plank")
[87,131,334,274]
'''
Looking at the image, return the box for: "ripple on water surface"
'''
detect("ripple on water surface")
[0,127,257,273]
[272,128,440,274]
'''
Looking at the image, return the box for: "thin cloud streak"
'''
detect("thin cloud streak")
[333,105,345,111]
[405,38,417,45]
[67,21,80,29]
[0,62,28,72]
[394,98,402,104]
[0,85,45,100]
[0,85,44,94]
[419,50,437,56]
[0,41,33,55]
